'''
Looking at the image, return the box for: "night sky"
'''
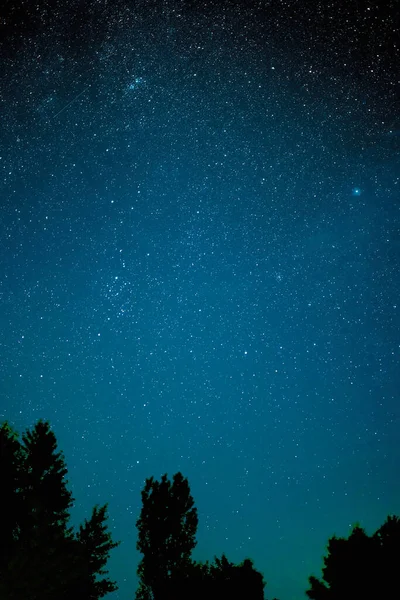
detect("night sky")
[1,1,399,598]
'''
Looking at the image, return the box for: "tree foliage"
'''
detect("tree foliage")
[207,554,266,600]
[19,420,75,542]
[135,471,198,600]
[0,419,119,599]
[0,422,24,572]
[74,503,120,599]
[135,471,271,600]
[306,516,400,600]
[7,417,399,600]
[162,554,267,600]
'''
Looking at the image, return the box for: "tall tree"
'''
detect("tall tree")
[135,471,198,600]
[0,420,77,598]
[0,419,119,600]
[19,420,75,540]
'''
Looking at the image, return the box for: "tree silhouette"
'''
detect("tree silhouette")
[0,422,24,575]
[135,471,276,600]
[19,420,75,541]
[208,554,266,599]
[306,515,400,599]
[373,515,400,598]
[0,419,119,599]
[162,554,269,600]
[135,471,198,600]
[0,420,78,598]
[73,503,120,599]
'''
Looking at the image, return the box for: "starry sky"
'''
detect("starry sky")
[1,1,399,599]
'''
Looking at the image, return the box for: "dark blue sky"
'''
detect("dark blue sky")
[1,1,399,598]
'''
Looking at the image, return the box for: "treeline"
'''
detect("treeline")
[0,419,398,600]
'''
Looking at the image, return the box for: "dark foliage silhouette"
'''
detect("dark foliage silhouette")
[135,471,273,600]
[306,515,400,599]
[211,555,266,599]
[0,419,119,599]
[162,554,268,600]
[135,471,198,600]
[7,417,399,600]
[373,514,400,596]
[0,422,24,575]
[72,503,120,599]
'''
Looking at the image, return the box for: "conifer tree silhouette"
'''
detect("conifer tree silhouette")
[0,419,119,599]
